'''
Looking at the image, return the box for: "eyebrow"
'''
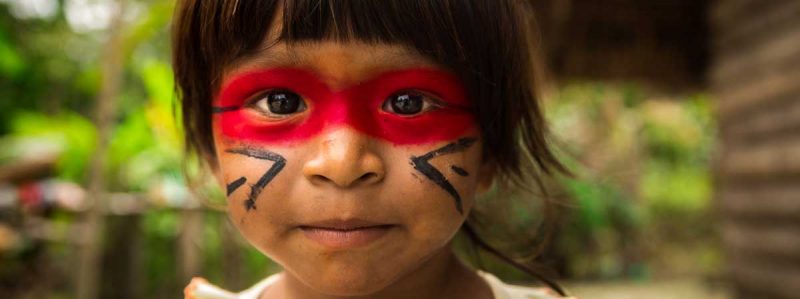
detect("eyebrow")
[228,42,438,76]
[230,44,301,71]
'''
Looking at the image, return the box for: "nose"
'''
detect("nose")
[302,128,385,188]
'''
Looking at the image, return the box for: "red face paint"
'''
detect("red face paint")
[214,68,476,145]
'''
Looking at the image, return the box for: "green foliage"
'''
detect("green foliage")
[6,111,97,182]
[639,95,715,214]
[563,179,641,232]
[141,209,181,295]
[641,162,711,214]
[547,83,717,279]
[0,26,24,77]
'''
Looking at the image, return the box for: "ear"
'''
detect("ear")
[475,160,495,194]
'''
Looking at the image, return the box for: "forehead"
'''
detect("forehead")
[223,41,442,90]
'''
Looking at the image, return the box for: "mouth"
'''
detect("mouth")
[299,219,395,249]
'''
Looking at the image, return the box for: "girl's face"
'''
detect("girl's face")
[212,41,491,295]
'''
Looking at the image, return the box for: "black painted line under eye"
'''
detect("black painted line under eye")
[212,105,241,113]
[410,137,478,214]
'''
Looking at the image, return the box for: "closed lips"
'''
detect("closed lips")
[299,224,394,231]
[299,221,395,249]
[299,218,393,230]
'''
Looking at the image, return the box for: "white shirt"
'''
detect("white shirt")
[187,271,569,299]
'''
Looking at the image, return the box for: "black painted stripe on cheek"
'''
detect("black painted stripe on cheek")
[410,137,477,214]
[451,166,469,176]
[226,176,247,196]
[212,106,240,113]
[226,147,287,211]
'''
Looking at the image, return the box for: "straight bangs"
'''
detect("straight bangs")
[278,0,475,61]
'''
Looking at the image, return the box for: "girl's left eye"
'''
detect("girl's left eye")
[382,91,441,116]
[248,89,307,118]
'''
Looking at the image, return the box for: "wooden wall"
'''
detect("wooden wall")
[710,1,800,298]
[533,0,709,88]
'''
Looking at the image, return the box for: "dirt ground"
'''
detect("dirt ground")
[565,279,732,299]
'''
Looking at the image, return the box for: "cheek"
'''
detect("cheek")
[383,140,483,235]
[214,145,303,248]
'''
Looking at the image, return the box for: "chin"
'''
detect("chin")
[317,278,387,296]
[304,262,399,296]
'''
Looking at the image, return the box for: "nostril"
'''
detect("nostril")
[357,173,380,184]
[311,174,333,184]
[309,172,381,187]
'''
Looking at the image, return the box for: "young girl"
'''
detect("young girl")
[173,1,571,298]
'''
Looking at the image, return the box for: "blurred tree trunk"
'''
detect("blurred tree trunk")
[100,215,144,299]
[222,219,243,288]
[76,1,127,299]
[179,208,203,284]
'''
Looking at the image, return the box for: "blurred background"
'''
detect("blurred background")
[0,0,797,298]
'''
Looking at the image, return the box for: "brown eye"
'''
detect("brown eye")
[251,89,306,117]
[382,91,439,116]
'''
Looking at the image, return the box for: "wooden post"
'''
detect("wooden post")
[178,208,204,284]
[76,1,127,298]
[710,0,800,298]
[222,218,243,289]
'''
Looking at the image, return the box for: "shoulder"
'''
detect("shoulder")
[477,271,575,299]
[184,274,281,299]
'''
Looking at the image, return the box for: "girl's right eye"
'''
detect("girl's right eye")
[248,89,307,118]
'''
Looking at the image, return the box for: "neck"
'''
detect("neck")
[266,245,491,299]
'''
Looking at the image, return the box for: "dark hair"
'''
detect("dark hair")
[172,0,569,295]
